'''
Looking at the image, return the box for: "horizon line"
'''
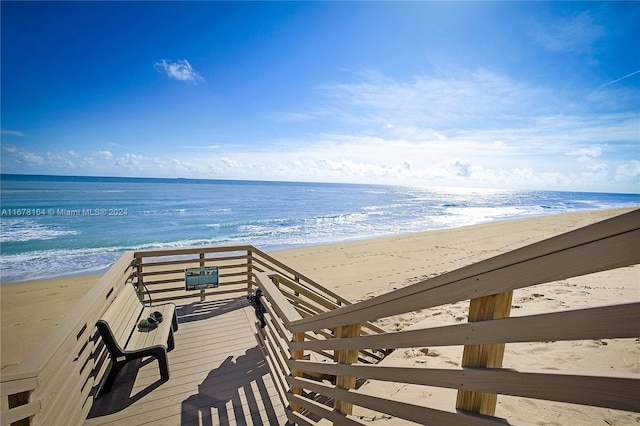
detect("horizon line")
[1,172,639,196]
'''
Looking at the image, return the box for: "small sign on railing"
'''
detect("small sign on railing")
[185,266,219,291]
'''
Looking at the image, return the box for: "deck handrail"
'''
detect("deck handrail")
[1,250,137,425]
[1,209,639,425]
[287,209,640,332]
[0,242,385,425]
[0,371,41,426]
[251,209,640,424]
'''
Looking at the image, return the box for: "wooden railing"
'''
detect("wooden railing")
[0,244,383,425]
[2,209,639,425]
[251,208,640,425]
[1,250,136,426]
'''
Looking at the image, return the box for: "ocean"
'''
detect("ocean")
[1,174,638,283]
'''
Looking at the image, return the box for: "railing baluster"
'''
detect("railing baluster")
[199,252,206,301]
[333,323,361,418]
[456,290,513,416]
[291,332,306,413]
[247,249,253,295]
[134,256,143,300]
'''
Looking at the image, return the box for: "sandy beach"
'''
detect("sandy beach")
[2,208,638,424]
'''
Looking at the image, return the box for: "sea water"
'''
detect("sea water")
[1,174,638,283]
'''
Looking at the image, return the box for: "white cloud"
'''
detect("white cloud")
[513,168,535,180]
[298,68,623,140]
[615,160,640,183]
[258,68,637,191]
[444,160,473,178]
[271,112,318,122]
[568,147,603,158]
[114,153,144,167]
[94,150,113,160]
[2,144,44,165]
[530,10,605,54]
[568,146,607,167]
[1,129,25,137]
[111,153,207,175]
[3,136,636,192]
[183,145,222,150]
[220,157,240,168]
[154,59,204,83]
[46,152,74,167]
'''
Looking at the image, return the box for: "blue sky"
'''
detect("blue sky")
[1,2,639,193]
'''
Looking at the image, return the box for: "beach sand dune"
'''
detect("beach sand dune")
[2,208,638,424]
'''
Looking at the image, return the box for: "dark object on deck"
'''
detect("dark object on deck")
[247,288,267,328]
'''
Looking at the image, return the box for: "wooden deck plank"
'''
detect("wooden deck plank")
[85,296,290,426]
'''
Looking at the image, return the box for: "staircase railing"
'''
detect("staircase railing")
[251,209,640,425]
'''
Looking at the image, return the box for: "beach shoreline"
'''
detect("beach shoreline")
[3,176,638,285]
[2,207,638,424]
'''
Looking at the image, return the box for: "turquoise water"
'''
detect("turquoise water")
[1,174,638,283]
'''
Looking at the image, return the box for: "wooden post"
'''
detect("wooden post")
[199,253,206,302]
[334,323,361,418]
[456,290,513,416]
[247,249,253,295]
[134,256,143,301]
[291,332,305,413]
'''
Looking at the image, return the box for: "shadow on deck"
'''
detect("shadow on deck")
[86,296,290,425]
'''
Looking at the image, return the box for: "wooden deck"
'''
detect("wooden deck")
[85,296,290,426]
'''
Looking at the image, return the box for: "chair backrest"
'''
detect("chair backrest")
[98,284,143,349]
